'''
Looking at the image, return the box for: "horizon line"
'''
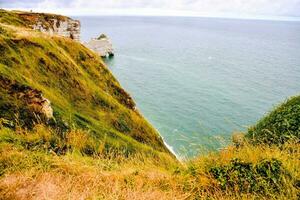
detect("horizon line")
[71,14,300,22]
[3,8,300,22]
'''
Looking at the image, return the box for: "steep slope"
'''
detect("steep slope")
[0,96,299,200]
[0,10,170,155]
[0,9,299,200]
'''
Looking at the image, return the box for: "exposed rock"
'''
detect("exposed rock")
[30,15,80,41]
[84,34,114,57]
[0,76,53,121]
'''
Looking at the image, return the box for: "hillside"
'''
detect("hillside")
[0,9,299,200]
[1,95,298,199]
[0,9,170,156]
[246,95,300,145]
[0,9,71,29]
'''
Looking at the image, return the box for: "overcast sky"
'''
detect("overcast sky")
[1,0,300,19]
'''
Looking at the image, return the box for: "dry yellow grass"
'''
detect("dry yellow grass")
[1,135,299,200]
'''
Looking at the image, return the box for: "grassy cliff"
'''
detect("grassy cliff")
[0,97,298,199]
[0,10,299,200]
[0,10,170,156]
[0,9,69,28]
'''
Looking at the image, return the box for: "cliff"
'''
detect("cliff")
[32,17,80,41]
[0,9,299,200]
[85,34,115,57]
[0,9,80,41]
[0,9,170,155]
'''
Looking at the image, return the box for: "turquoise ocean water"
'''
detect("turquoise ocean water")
[77,16,300,157]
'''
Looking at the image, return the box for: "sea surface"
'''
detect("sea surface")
[77,16,300,158]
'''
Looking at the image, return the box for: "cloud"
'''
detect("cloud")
[1,0,300,17]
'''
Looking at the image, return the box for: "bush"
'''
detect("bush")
[246,95,300,145]
[209,158,288,195]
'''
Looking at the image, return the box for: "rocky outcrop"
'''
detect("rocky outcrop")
[84,34,114,57]
[16,13,116,57]
[32,18,80,41]
[16,12,81,41]
[0,76,53,121]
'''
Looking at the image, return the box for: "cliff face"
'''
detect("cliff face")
[32,18,80,41]
[85,34,114,57]
[0,9,170,155]
[0,9,80,41]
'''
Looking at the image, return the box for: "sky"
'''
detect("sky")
[1,0,300,19]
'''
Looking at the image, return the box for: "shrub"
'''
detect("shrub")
[246,95,300,145]
[209,158,288,195]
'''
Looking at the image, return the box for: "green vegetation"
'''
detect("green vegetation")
[0,10,169,156]
[97,34,108,40]
[247,95,300,145]
[210,158,287,194]
[0,9,299,199]
[1,123,299,199]
[0,9,68,28]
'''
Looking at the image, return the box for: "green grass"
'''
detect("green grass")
[0,11,170,156]
[0,9,69,28]
[0,9,299,199]
[246,95,300,145]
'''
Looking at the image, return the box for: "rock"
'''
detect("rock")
[32,94,53,120]
[84,34,114,57]
[32,17,80,41]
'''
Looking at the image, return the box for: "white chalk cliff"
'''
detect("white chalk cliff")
[84,34,114,57]
[30,15,114,58]
[32,18,80,41]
